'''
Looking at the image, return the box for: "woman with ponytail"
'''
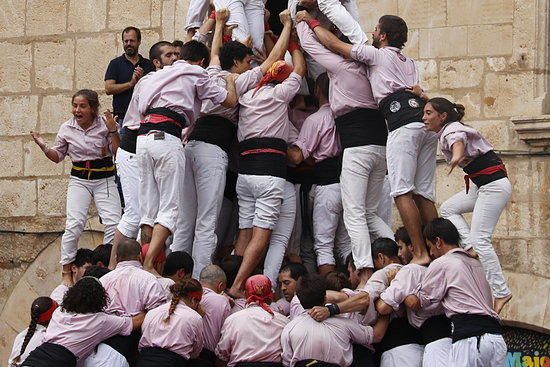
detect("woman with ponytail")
[136,278,204,367]
[423,97,512,314]
[8,297,58,367]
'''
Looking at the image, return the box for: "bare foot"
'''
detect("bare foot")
[494,294,513,314]
[411,254,431,266]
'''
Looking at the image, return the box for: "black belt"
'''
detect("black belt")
[138,107,188,139]
[463,150,507,189]
[420,314,452,345]
[450,314,502,343]
[136,347,188,367]
[351,344,375,367]
[189,115,237,153]
[376,316,423,352]
[188,349,216,367]
[22,342,77,367]
[71,157,115,180]
[287,164,316,185]
[235,363,283,367]
[313,156,341,185]
[120,126,139,154]
[379,90,425,132]
[238,137,288,179]
[295,360,339,367]
[334,108,387,149]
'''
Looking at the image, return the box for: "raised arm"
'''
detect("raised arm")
[210,9,229,67]
[221,73,238,108]
[260,10,293,74]
[296,11,353,58]
[31,131,62,163]
[103,110,120,155]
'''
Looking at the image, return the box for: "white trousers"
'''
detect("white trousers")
[440,178,512,298]
[381,343,424,367]
[172,141,228,278]
[387,122,438,201]
[264,181,296,287]
[341,145,394,270]
[312,183,351,266]
[377,175,393,228]
[82,343,129,367]
[286,184,317,273]
[423,337,452,367]
[115,148,140,239]
[136,133,185,234]
[316,0,366,44]
[61,176,121,265]
[449,334,507,367]
[236,174,286,230]
[186,0,265,52]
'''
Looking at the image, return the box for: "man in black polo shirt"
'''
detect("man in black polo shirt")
[105,26,155,125]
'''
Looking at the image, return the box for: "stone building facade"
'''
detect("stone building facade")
[0,0,548,360]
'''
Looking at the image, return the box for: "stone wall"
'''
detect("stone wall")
[0,0,548,361]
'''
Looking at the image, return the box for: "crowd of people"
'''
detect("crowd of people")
[15,0,514,366]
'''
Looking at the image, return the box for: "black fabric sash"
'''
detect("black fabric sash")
[136,347,188,367]
[188,349,216,367]
[295,360,340,367]
[379,90,425,132]
[463,150,507,188]
[334,108,387,149]
[120,126,139,154]
[188,115,237,153]
[376,316,423,353]
[235,363,283,367]
[420,314,452,345]
[22,342,76,367]
[450,314,502,343]
[71,156,115,180]
[313,156,341,185]
[351,343,375,367]
[238,137,287,179]
[138,107,188,139]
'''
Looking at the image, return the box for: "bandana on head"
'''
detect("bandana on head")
[245,275,274,316]
[37,300,58,324]
[252,60,293,97]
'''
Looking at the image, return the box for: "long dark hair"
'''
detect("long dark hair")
[11,297,57,366]
[164,279,203,324]
[427,97,465,124]
[62,277,109,314]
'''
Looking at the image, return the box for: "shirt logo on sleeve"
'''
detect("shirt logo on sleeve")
[408,98,420,108]
[389,101,401,113]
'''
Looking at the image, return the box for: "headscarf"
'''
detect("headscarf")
[252,60,294,97]
[245,275,274,316]
[37,299,58,324]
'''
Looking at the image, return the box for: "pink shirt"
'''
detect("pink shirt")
[123,73,153,130]
[100,261,166,316]
[297,23,377,116]
[237,72,302,142]
[416,248,499,319]
[44,309,132,360]
[216,304,289,366]
[281,312,373,367]
[50,284,69,305]
[438,121,494,167]
[289,295,304,320]
[270,298,291,316]
[201,287,232,352]
[230,298,247,315]
[137,60,228,128]
[51,116,113,162]
[293,103,341,162]
[157,277,176,298]
[201,66,263,123]
[380,263,445,329]
[288,107,316,131]
[139,302,203,359]
[350,45,419,105]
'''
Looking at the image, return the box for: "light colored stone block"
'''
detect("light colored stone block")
[447,0,513,26]
[37,178,68,216]
[468,119,510,151]
[34,40,75,91]
[0,96,39,136]
[109,0,152,29]
[25,0,67,36]
[405,29,419,60]
[24,140,65,177]
[1,278,37,332]
[75,34,118,90]
[39,94,73,134]
[0,42,31,93]
[501,272,548,327]
[174,0,191,41]
[455,91,482,120]
[0,179,36,217]
[494,238,528,272]
[152,0,162,27]
[23,237,62,296]
[439,58,484,89]
[0,140,23,177]
[68,0,107,32]
[419,27,467,59]
[486,57,507,72]
[531,157,550,201]
[162,0,177,41]
[467,25,512,56]
[0,0,26,38]
[417,59,438,91]
[357,0,398,33]
[483,73,538,118]
[506,201,532,238]
[398,0,446,28]
[0,320,17,366]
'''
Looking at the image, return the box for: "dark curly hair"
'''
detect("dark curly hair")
[61,277,109,314]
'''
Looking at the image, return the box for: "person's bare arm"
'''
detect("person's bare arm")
[105,67,143,95]
[131,312,146,330]
[259,10,293,74]
[309,291,370,322]
[296,11,353,58]
[210,9,229,67]
[30,131,62,163]
[404,294,421,312]
[375,298,394,316]
[290,46,306,77]
[372,315,390,343]
[287,146,304,165]
[103,110,120,155]
[449,140,466,174]
[221,73,238,108]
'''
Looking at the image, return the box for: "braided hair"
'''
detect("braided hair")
[427,97,466,124]
[163,278,203,324]
[11,297,57,366]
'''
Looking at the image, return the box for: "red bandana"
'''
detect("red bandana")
[38,300,58,324]
[252,60,294,97]
[245,275,274,316]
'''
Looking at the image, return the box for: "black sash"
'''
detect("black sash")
[71,156,115,180]
[136,347,188,367]
[295,360,340,367]
[189,349,216,367]
[313,156,341,185]
[351,343,375,367]
[189,115,237,153]
[334,108,387,149]
[138,107,188,139]
[103,331,140,363]
[235,363,283,367]
[238,137,287,179]
[420,314,452,345]
[379,90,425,132]
[120,126,139,154]
[377,316,423,353]
[22,342,76,367]
[463,150,507,188]
[450,314,502,343]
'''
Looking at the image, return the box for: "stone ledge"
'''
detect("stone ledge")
[510,115,550,148]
